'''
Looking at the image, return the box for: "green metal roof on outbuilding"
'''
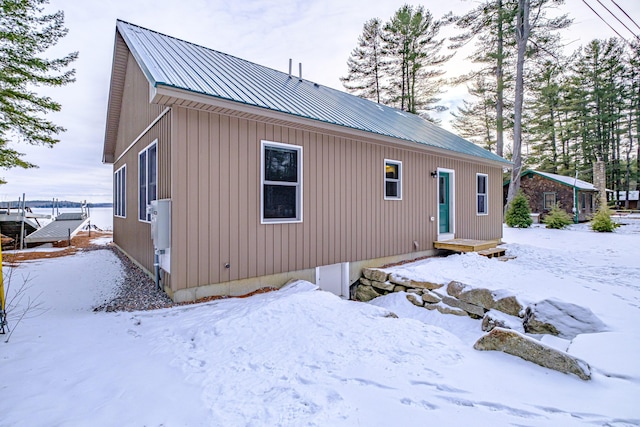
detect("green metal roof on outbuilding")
[504,170,597,191]
[114,20,509,165]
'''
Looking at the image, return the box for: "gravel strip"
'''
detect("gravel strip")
[93,247,174,312]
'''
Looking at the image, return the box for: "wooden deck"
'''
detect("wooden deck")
[433,238,501,253]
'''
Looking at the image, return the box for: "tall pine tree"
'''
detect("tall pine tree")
[450,75,500,152]
[0,0,77,181]
[340,18,385,104]
[383,5,451,120]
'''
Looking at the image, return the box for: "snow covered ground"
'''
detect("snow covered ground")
[1,220,639,426]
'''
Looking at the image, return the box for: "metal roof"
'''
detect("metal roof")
[116,20,509,165]
[530,170,596,191]
[504,170,597,191]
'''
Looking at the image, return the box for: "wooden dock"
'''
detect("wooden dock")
[24,212,89,245]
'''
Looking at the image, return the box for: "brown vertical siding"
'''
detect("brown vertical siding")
[113,111,171,275]
[169,105,503,293]
[113,53,165,157]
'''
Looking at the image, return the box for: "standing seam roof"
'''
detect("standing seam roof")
[116,20,510,165]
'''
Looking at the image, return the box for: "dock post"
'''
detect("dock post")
[19,194,26,250]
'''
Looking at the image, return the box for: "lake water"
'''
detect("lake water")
[31,207,114,231]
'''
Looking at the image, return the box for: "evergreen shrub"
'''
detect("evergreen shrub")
[590,206,619,232]
[543,204,573,229]
[505,191,533,228]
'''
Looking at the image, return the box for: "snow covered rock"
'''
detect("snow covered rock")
[441,295,486,318]
[481,310,524,333]
[405,293,424,307]
[523,299,607,339]
[362,268,389,282]
[446,281,468,298]
[424,302,467,316]
[474,327,591,380]
[421,290,442,304]
[493,295,524,317]
[371,281,395,292]
[389,273,443,290]
[457,288,495,310]
[355,285,383,302]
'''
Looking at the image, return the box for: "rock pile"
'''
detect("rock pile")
[355,269,524,320]
[355,268,604,380]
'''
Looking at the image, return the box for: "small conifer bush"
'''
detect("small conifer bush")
[590,206,619,232]
[505,191,533,228]
[543,204,573,229]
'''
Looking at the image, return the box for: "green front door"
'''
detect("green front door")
[439,172,450,234]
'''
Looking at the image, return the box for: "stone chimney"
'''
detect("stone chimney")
[593,159,607,209]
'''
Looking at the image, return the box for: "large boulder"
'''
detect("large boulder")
[389,273,443,290]
[355,285,383,302]
[474,327,591,380]
[457,288,495,310]
[481,310,524,333]
[447,282,523,316]
[446,281,469,298]
[523,299,607,339]
[362,268,389,283]
[371,281,395,292]
[441,296,486,318]
[493,295,524,317]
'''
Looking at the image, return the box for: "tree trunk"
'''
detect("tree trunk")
[496,0,505,158]
[506,0,530,207]
[550,107,558,173]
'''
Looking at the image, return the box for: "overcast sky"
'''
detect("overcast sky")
[1,0,638,204]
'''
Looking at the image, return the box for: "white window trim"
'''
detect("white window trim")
[384,159,402,200]
[138,140,158,223]
[437,167,455,240]
[476,173,489,216]
[114,164,126,218]
[260,140,303,224]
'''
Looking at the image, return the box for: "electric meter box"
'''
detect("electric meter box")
[150,199,171,250]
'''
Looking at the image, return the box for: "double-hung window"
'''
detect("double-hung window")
[476,173,488,215]
[543,192,556,210]
[139,140,157,222]
[114,165,126,218]
[384,159,402,200]
[261,141,302,223]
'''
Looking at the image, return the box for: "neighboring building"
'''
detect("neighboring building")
[102,20,510,302]
[504,170,597,222]
[612,190,639,210]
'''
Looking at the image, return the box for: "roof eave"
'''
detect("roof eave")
[102,29,131,164]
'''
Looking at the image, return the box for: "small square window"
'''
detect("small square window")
[477,173,488,215]
[384,160,402,200]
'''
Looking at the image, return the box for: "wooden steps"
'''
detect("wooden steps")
[433,238,501,252]
[434,238,515,261]
[477,247,506,258]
